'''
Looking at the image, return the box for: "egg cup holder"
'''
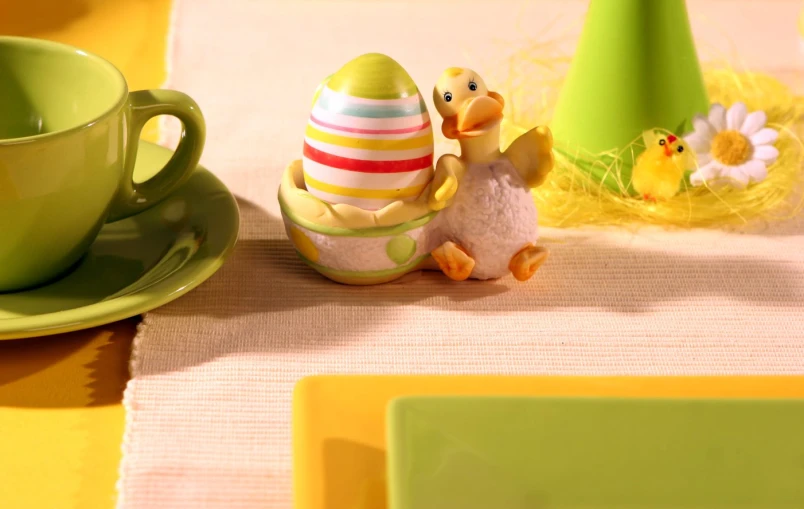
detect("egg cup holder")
[278,160,440,285]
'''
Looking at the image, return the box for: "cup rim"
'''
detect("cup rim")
[0,36,129,146]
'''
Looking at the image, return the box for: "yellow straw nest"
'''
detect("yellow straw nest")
[495,47,804,229]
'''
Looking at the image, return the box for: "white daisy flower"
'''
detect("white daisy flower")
[684,102,779,189]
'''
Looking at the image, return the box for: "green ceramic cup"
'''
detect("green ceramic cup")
[0,36,206,292]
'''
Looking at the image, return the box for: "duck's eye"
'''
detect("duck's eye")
[659,139,666,146]
[444,92,453,102]
[468,81,477,91]
[677,145,684,153]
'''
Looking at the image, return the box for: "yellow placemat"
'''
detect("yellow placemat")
[0,1,171,507]
[294,375,804,509]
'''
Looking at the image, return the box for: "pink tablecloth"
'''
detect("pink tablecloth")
[119,1,804,507]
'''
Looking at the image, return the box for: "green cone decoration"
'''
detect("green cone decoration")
[550,0,709,192]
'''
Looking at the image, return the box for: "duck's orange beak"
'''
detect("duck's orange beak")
[442,91,505,139]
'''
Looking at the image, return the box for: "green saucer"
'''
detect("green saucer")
[0,141,239,340]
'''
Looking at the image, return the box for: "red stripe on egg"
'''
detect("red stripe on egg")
[303,142,433,174]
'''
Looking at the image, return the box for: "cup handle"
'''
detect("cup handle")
[106,89,206,223]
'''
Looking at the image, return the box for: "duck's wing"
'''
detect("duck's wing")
[504,125,554,188]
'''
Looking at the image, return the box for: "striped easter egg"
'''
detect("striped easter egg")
[303,53,434,210]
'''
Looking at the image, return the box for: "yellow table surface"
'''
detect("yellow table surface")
[4,3,804,508]
[0,1,171,507]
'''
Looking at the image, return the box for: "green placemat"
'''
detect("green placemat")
[387,397,804,509]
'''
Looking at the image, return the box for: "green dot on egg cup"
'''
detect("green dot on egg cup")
[386,235,417,266]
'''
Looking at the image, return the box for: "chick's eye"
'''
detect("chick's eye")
[677,146,684,153]
[444,92,453,102]
[659,139,666,146]
[468,81,477,91]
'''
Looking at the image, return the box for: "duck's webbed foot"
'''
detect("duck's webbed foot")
[432,241,475,281]
[508,243,548,282]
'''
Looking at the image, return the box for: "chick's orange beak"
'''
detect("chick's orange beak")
[442,91,505,139]
[664,134,677,157]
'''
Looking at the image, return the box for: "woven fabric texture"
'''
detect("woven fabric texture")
[119,1,804,507]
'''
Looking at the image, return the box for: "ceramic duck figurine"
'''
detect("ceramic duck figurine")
[428,68,554,281]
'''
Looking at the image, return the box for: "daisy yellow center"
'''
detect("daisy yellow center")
[710,130,752,166]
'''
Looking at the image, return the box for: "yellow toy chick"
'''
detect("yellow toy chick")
[632,131,696,201]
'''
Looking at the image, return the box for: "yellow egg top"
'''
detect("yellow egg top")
[326,53,419,100]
